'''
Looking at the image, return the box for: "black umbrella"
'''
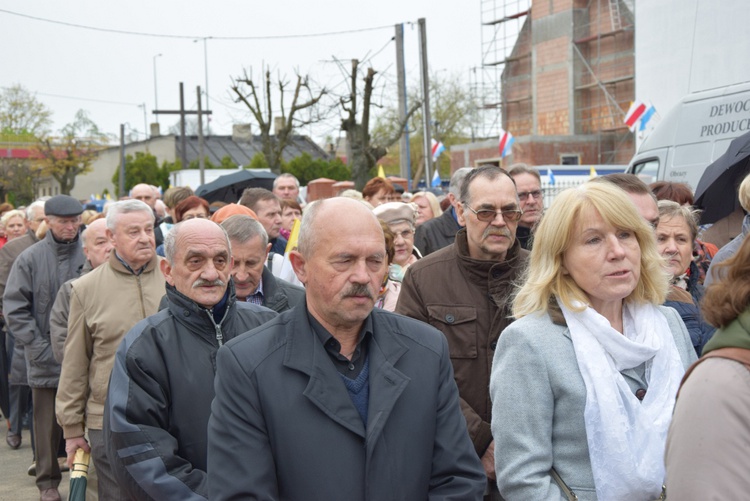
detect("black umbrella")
[694,130,750,224]
[195,170,277,204]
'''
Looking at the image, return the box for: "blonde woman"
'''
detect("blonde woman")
[490,182,696,500]
[410,191,442,227]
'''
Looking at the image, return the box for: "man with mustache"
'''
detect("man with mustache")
[54,200,165,501]
[208,197,485,500]
[397,166,529,500]
[104,218,276,500]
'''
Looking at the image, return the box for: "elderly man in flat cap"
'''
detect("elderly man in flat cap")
[3,195,85,501]
[371,202,420,311]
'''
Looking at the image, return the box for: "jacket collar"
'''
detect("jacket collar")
[260,266,289,311]
[703,308,750,354]
[282,304,409,443]
[44,228,81,255]
[108,251,160,276]
[454,228,528,290]
[165,281,238,341]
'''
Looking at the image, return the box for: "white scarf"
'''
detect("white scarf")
[559,300,685,501]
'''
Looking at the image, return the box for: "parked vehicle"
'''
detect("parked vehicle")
[628,82,750,190]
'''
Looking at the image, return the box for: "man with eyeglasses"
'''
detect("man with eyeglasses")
[397,166,529,500]
[509,164,544,250]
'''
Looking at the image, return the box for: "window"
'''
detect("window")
[560,154,581,165]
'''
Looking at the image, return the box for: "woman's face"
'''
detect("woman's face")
[389,221,415,267]
[180,207,209,221]
[4,215,26,241]
[562,208,641,314]
[366,189,389,207]
[281,206,301,232]
[412,196,434,227]
[656,215,693,278]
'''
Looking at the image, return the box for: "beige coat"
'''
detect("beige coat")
[55,252,165,437]
[665,356,750,499]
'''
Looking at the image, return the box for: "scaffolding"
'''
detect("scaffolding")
[479,0,636,165]
[572,0,635,164]
[479,0,531,140]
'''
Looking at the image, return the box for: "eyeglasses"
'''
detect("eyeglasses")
[464,205,523,223]
[393,229,414,240]
[517,190,544,201]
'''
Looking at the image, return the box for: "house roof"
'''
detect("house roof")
[176,134,329,166]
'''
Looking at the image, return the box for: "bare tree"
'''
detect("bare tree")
[232,70,326,174]
[340,60,420,190]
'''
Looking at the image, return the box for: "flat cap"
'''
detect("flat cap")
[45,195,84,217]
[372,202,417,226]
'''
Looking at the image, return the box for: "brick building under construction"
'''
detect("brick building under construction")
[452,0,635,170]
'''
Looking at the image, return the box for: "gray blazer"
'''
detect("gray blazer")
[489,305,697,501]
[208,305,486,501]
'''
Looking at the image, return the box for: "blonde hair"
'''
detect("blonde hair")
[1,210,25,226]
[410,191,443,219]
[513,182,670,318]
[739,172,750,212]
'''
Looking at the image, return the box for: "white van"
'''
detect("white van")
[627,81,750,190]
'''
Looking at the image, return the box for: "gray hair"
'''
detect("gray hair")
[459,165,516,206]
[164,220,232,265]
[220,215,269,248]
[105,200,154,231]
[25,200,45,221]
[508,163,541,182]
[449,167,473,197]
[273,173,300,189]
[657,199,700,240]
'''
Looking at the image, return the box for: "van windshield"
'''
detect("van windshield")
[630,159,660,185]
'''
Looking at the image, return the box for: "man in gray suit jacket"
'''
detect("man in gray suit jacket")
[220,214,304,312]
[208,197,485,500]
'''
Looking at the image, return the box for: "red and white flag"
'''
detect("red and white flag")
[624,100,647,131]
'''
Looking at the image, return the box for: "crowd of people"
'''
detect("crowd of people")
[0,166,747,501]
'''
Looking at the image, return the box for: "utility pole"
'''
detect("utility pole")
[418,18,433,189]
[197,86,206,185]
[153,82,212,171]
[119,124,126,198]
[395,23,412,189]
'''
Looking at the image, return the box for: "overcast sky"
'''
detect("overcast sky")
[0,1,488,144]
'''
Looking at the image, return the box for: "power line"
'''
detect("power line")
[33,91,143,107]
[0,8,393,40]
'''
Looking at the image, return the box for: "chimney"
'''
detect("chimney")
[274,117,286,136]
[232,123,252,142]
[150,123,161,138]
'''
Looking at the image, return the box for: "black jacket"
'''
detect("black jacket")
[104,282,277,500]
[260,267,305,313]
[664,261,715,356]
[414,207,461,257]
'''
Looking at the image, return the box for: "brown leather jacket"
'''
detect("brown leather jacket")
[396,229,529,456]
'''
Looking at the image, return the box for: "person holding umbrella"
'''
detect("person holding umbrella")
[705,172,750,287]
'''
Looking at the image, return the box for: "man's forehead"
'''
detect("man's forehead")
[469,176,517,203]
[513,173,540,188]
[232,237,265,255]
